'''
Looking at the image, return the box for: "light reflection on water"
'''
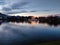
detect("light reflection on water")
[0,22,60,45]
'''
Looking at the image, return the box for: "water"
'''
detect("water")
[0,21,60,45]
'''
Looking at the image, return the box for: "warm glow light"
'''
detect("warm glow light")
[8,12,60,17]
[30,21,37,25]
[8,12,49,17]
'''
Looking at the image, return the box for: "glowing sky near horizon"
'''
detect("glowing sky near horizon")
[0,0,60,16]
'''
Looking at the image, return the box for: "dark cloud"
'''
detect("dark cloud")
[11,2,29,9]
[6,10,28,14]
[30,10,37,12]
[2,7,12,11]
[6,12,20,14]
[1,0,60,14]
[0,0,5,5]
[2,2,29,14]
[6,10,37,14]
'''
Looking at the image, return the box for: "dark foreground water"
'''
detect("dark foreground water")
[0,22,60,45]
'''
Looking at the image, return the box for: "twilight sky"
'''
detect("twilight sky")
[0,0,60,16]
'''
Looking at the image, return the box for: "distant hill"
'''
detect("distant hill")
[0,13,8,17]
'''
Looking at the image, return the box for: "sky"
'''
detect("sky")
[0,0,60,16]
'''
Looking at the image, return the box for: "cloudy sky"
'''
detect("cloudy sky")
[0,0,60,16]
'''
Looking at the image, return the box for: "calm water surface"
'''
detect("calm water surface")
[0,22,60,45]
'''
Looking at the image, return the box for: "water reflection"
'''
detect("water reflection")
[0,20,60,45]
[0,19,60,26]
